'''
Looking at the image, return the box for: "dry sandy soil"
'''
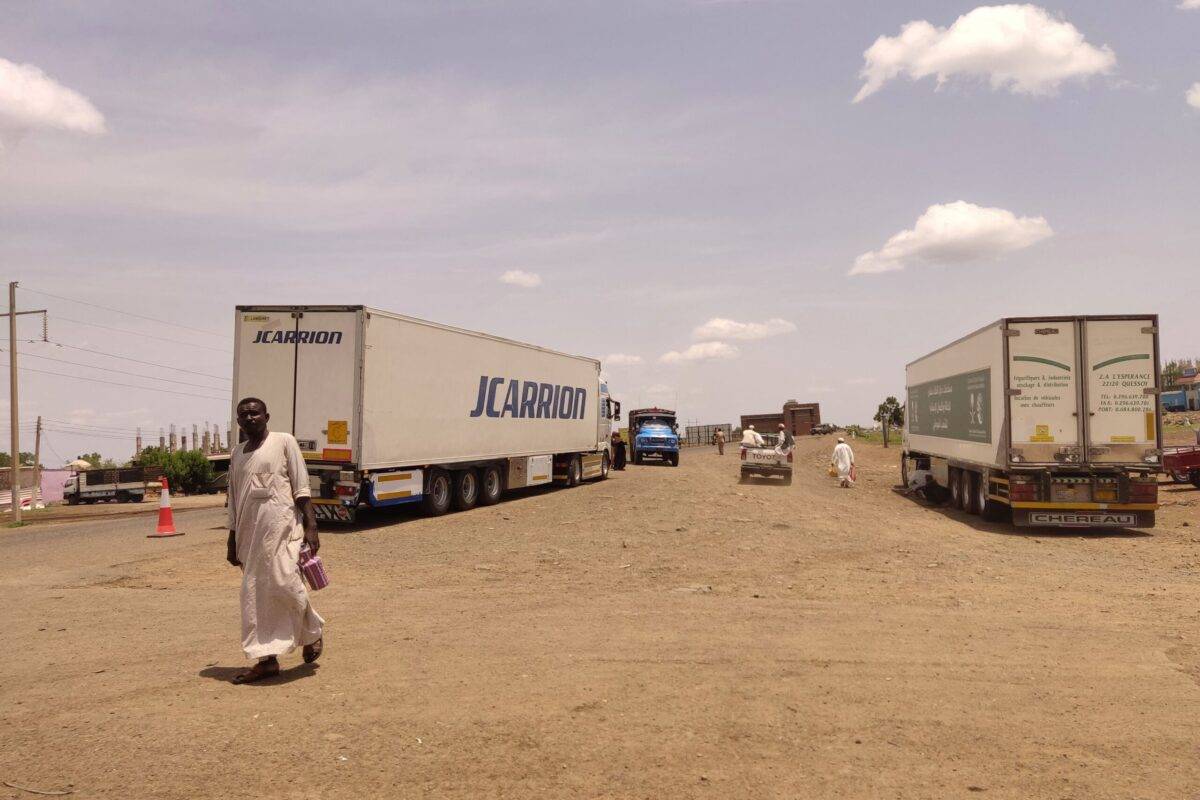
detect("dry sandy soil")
[2,436,1198,799]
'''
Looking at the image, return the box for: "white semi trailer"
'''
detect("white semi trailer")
[232,306,618,522]
[903,316,1162,529]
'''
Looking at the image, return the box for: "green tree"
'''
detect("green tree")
[167,450,215,494]
[874,396,904,449]
[77,452,104,469]
[0,452,39,468]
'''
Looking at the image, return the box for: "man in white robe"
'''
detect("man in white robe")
[831,437,855,488]
[741,425,765,447]
[227,397,324,683]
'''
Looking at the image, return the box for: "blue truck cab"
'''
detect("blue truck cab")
[627,407,680,467]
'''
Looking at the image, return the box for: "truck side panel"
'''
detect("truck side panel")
[904,320,1006,469]
[360,312,602,469]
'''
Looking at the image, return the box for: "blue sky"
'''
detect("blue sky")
[1,1,1197,461]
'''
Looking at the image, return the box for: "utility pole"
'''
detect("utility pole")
[32,416,41,508]
[3,282,46,523]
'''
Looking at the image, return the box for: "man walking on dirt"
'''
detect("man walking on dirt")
[714,428,726,455]
[831,437,855,488]
[227,397,324,683]
[611,431,627,470]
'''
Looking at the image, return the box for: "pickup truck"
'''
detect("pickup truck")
[740,434,793,484]
[1164,446,1200,487]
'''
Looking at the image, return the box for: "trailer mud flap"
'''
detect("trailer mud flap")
[311,499,356,523]
[1013,509,1153,528]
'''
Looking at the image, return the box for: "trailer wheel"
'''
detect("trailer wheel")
[451,469,479,511]
[422,469,452,516]
[949,468,963,510]
[967,471,983,515]
[479,464,503,506]
[567,455,582,487]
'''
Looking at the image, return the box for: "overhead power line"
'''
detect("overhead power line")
[1,361,230,401]
[37,339,232,381]
[1,348,228,390]
[21,286,231,340]
[54,316,232,354]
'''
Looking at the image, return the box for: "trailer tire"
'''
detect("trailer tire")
[967,471,983,515]
[451,469,479,511]
[1170,470,1191,484]
[422,469,452,516]
[479,464,504,506]
[949,468,963,510]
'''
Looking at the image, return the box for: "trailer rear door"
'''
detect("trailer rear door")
[1007,320,1081,464]
[293,310,360,464]
[234,311,297,435]
[1082,318,1159,464]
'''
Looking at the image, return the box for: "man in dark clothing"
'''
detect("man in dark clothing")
[611,431,627,470]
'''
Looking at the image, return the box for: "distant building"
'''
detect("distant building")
[1164,367,1199,411]
[741,400,821,436]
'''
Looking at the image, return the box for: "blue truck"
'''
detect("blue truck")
[627,407,680,466]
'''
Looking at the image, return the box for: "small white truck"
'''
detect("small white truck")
[232,305,619,522]
[740,434,793,484]
[903,315,1162,528]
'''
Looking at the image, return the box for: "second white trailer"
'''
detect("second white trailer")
[233,306,618,522]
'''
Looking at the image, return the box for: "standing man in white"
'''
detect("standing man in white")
[227,397,324,684]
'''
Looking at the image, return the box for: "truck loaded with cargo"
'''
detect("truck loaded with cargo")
[63,466,162,505]
[232,306,618,523]
[626,407,680,466]
[903,316,1162,529]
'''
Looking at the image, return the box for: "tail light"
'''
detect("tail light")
[740,448,747,461]
[1130,480,1157,503]
[1008,477,1040,502]
[335,483,359,498]
[786,451,793,463]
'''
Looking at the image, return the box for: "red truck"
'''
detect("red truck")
[1164,446,1200,488]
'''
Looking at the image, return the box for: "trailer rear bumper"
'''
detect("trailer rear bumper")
[1011,504,1155,528]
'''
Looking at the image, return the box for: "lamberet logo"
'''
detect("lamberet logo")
[253,330,344,344]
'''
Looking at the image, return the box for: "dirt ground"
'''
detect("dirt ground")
[2,436,1198,799]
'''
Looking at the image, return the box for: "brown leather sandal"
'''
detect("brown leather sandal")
[303,637,323,664]
[232,659,280,684]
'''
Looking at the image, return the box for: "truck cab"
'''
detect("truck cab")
[627,407,680,466]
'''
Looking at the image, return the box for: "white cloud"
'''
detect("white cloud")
[499,269,542,288]
[1180,0,1200,9]
[1188,83,1200,110]
[604,353,644,366]
[659,341,739,364]
[692,317,796,341]
[850,201,1053,276]
[853,5,1116,103]
[0,58,105,140]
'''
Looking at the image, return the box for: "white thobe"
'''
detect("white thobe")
[228,431,324,660]
[742,430,764,446]
[831,443,855,480]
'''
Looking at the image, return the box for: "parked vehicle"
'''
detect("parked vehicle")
[233,305,619,522]
[903,316,1162,528]
[63,466,161,505]
[740,433,792,484]
[1163,446,1200,487]
[626,407,680,466]
[810,423,838,435]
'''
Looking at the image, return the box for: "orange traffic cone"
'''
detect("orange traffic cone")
[148,477,184,538]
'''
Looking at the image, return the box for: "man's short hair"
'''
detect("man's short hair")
[237,397,268,413]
